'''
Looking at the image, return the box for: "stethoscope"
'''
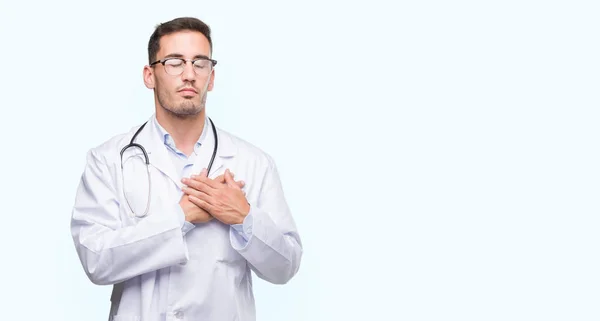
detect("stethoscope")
[119,117,218,218]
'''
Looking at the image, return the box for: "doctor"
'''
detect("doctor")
[70,17,302,321]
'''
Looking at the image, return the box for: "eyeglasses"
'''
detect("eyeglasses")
[150,57,217,76]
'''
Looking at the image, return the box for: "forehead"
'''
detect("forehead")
[157,30,211,58]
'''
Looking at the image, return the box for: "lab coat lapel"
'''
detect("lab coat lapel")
[191,120,236,179]
[135,117,183,189]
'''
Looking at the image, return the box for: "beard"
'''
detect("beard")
[156,86,207,118]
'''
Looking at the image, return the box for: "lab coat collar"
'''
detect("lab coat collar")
[134,114,237,188]
[188,116,236,177]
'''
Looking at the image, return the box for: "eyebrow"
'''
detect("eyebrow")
[162,53,211,60]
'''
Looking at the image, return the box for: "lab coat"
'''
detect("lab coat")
[70,115,302,321]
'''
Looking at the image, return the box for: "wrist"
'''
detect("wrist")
[233,203,250,225]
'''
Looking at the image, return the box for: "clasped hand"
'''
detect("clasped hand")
[180,168,250,225]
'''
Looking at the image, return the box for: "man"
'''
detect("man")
[70,17,302,321]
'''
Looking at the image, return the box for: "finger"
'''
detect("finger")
[182,186,213,204]
[224,169,240,189]
[189,195,216,213]
[182,176,216,195]
[213,170,234,185]
[188,172,221,190]
[199,168,208,177]
[197,174,222,189]
[182,168,212,187]
[227,170,235,178]
[200,167,228,182]
[224,169,233,185]
[214,174,226,184]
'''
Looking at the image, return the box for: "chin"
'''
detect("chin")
[174,104,204,117]
[158,95,204,117]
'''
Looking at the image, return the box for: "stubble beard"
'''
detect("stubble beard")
[157,89,207,119]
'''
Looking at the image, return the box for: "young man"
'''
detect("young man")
[70,17,302,321]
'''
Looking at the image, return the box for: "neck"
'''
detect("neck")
[155,107,206,156]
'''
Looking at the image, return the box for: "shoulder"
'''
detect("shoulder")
[85,124,144,166]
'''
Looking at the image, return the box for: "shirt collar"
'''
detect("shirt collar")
[152,114,209,155]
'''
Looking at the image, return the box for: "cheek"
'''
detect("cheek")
[156,80,175,97]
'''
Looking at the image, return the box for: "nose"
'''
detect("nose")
[181,61,196,81]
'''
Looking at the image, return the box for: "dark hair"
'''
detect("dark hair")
[147,17,213,64]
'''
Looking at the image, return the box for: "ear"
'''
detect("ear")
[207,69,215,91]
[143,65,155,89]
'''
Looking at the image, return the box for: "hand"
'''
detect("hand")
[183,168,250,225]
[180,193,212,224]
[180,170,245,224]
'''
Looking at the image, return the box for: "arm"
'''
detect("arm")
[229,159,303,285]
[185,161,303,284]
[70,149,194,286]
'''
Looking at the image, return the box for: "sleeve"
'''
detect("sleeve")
[230,219,251,242]
[70,148,194,286]
[229,157,303,285]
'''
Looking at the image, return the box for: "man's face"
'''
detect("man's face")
[144,30,215,117]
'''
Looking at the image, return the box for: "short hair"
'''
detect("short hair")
[147,17,213,64]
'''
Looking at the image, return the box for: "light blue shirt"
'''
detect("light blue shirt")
[152,116,251,242]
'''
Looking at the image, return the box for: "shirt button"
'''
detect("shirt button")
[174,311,184,319]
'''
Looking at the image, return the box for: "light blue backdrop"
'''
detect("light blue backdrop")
[0,0,598,320]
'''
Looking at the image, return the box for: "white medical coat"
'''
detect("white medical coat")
[70,115,303,321]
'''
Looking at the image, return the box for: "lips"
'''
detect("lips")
[179,88,197,94]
